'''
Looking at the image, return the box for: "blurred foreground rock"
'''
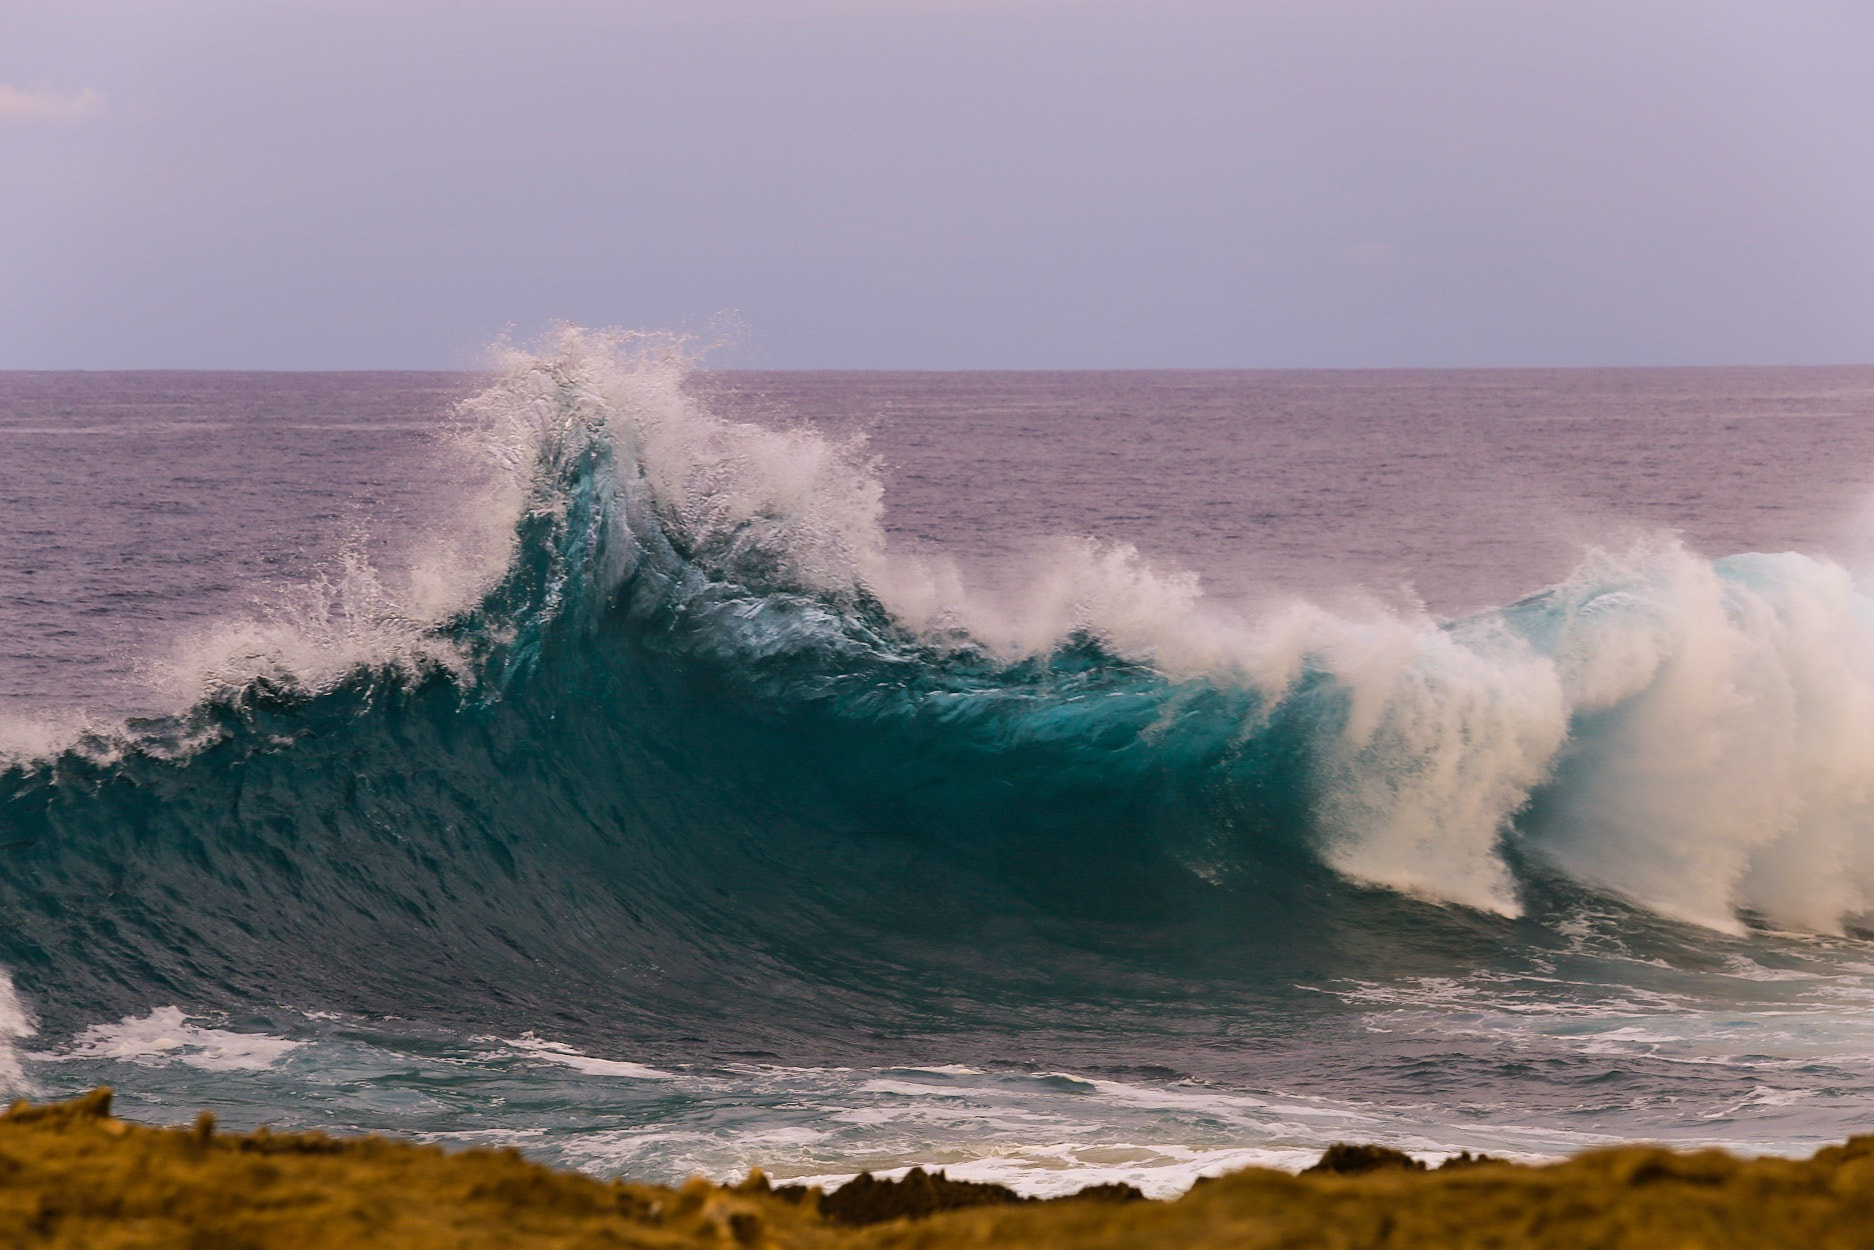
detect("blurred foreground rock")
[2,1089,1872,1247]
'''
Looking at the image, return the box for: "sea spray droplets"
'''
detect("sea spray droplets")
[1522,543,1874,932]
[471,328,889,602]
[1313,613,1567,917]
[0,970,37,1093]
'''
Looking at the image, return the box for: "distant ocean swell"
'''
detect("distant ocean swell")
[4,329,1874,1067]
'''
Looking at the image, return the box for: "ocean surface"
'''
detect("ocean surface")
[5,334,1874,1195]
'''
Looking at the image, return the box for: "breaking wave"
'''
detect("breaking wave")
[5,328,1874,1071]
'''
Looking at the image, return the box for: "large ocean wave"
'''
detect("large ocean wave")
[5,330,1874,1072]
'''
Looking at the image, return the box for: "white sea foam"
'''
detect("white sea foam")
[8,998,1832,1197]
[783,1144,1324,1200]
[519,1057,1597,1198]
[47,1007,301,1072]
[498,1032,674,1080]
[0,709,93,768]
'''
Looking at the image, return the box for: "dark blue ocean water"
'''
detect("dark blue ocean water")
[5,340,1874,1194]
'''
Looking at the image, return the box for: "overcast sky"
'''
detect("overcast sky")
[3,1,1871,369]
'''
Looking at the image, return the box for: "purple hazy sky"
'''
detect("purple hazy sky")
[3,0,1871,369]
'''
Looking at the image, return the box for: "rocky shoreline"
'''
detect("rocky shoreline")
[2,1090,1868,1247]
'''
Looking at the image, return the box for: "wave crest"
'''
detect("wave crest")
[6,328,1874,1047]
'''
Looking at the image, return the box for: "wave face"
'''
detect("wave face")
[6,332,1874,1064]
